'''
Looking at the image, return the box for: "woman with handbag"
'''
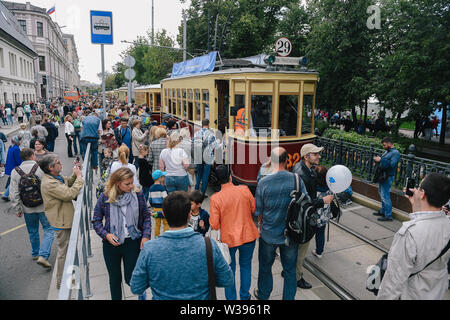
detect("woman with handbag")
[64,115,75,158]
[209,165,259,300]
[92,167,151,300]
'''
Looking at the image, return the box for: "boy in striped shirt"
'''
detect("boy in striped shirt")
[149,170,169,237]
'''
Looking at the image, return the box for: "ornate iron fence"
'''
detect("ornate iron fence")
[314,136,450,188]
[58,144,94,300]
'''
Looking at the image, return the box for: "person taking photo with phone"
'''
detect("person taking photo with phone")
[377,173,450,300]
[373,137,401,222]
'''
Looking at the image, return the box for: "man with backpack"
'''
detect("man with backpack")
[253,147,308,300]
[292,144,334,289]
[9,148,54,268]
[377,173,450,300]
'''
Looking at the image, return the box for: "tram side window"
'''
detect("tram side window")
[195,102,201,121]
[168,98,172,114]
[279,95,299,136]
[250,95,272,137]
[173,101,177,116]
[302,95,314,134]
[188,102,193,121]
[183,101,187,119]
[204,104,210,120]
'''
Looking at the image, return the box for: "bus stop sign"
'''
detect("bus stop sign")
[90,11,113,44]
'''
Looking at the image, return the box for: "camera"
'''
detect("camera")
[405,178,416,196]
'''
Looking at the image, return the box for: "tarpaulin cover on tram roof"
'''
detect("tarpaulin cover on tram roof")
[171,51,217,78]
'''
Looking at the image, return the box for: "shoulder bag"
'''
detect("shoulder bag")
[204,236,217,300]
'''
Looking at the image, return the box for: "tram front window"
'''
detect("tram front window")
[250,95,272,137]
[279,95,299,136]
[302,95,314,134]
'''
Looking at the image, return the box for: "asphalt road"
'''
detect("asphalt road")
[0,126,78,300]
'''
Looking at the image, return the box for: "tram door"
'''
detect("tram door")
[216,80,229,134]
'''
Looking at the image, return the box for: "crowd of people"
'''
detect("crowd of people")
[1,96,449,301]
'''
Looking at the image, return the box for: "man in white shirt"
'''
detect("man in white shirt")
[377,173,450,300]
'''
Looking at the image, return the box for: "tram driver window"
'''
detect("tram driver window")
[250,95,272,137]
[279,95,299,136]
[302,95,314,134]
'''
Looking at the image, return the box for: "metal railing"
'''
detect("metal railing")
[314,136,450,188]
[58,144,94,300]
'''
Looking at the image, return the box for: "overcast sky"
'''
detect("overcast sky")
[12,0,188,84]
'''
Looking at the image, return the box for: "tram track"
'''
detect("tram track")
[303,215,391,300]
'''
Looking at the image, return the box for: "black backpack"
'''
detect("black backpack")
[15,164,44,208]
[284,173,320,245]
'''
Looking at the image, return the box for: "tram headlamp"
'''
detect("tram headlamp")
[299,56,308,67]
[267,55,276,65]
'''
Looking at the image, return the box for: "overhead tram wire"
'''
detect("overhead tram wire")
[120,40,207,58]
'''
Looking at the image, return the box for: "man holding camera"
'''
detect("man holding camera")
[377,173,450,300]
[373,137,401,222]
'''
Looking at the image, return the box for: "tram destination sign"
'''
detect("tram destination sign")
[90,11,113,44]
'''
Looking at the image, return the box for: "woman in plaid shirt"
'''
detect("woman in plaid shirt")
[148,127,167,172]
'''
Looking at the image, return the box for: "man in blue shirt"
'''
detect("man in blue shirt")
[114,118,133,164]
[373,137,401,221]
[79,111,102,170]
[130,191,233,300]
[253,147,308,300]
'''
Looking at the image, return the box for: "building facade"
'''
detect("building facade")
[0,0,37,105]
[63,33,80,91]
[3,1,80,100]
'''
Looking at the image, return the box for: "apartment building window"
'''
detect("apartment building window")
[20,58,23,77]
[9,53,17,76]
[18,20,27,34]
[39,56,46,71]
[0,48,4,68]
[37,22,43,37]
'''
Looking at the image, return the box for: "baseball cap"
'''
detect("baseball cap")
[300,144,324,158]
[152,170,167,180]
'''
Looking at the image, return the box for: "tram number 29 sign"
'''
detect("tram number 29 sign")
[275,37,292,57]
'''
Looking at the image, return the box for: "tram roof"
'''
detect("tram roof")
[135,84,161,90]
[162,67,319,82]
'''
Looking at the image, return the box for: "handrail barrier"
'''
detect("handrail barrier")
[314,136,450,188]
[58,143,94,300]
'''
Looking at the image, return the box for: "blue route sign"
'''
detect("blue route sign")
[90,11,113,45]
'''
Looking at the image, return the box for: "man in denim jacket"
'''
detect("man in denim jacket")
[373,137,401,221]
[130,191,233,300]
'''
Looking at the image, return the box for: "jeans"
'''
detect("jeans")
[3,176,10,198]
[24,212,55,260]
[2,118,7,125]
[7,115,13,125]
[195,164,211,195]
[315,225,326,255]
[142,186,150,204]
[80,138,99,169]
[225,240,256,300]
[73,130,81,155]
[165,175,189,193]
[26,113,30,121]
[47,140,55,152]
[378,176,394,219]
[103,238,141,300]
[65,134,73,158]
[257,237,299,300]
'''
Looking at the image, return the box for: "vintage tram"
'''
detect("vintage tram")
[159,58,319,188]
[134,84,163,123]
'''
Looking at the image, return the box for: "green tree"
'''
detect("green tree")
[305,0,373,126]
[178,0,297,58]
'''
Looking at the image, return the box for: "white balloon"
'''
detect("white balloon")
[326,165,352,194]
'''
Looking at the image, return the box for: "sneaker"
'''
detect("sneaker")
[297,277,312,289]
[377,217,393,222]
[344,200,352,206]
[253,288,263,300]
[36,256,52,268]
[32,256,39,261]
[312,249,323,258]
[372,211,383,217]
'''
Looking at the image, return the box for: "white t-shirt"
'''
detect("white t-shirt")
[110,162,140,188]
[159,148,188,177]
[189,214,200,231]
